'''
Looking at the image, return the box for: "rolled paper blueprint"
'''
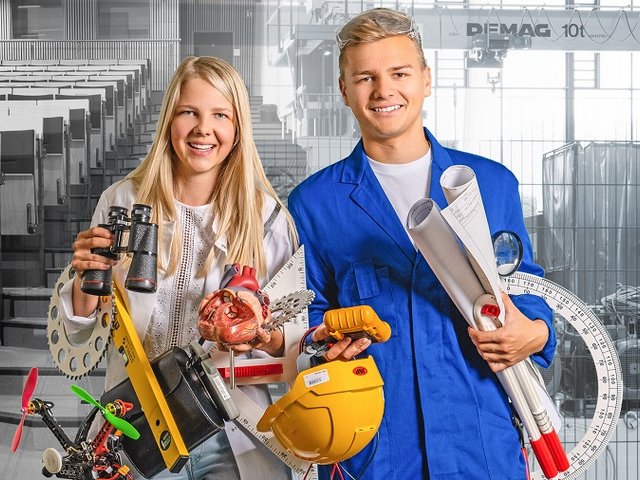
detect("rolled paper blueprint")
[407,193,567,478]
[439,165,505,321]
[406,198,484,329]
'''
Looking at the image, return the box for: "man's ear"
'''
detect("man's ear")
[339,78,349,106]
[423,66,432,98]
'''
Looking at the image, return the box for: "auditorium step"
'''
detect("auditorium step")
[138,131,154,143]
[69,182,90,197]
[121,156,143,170]
[116,142,150,158]
[0,346,106,384]
[45,267,64,288]
[0,257,44,289]
[1,316,48,349]
[0,425,51,479]
[0,346,105,428]
[2,287,52,318]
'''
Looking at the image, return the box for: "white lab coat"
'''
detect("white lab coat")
[59,179,293,479]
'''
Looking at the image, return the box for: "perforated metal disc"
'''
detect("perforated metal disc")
[267,289,315,331]
[47,264,112,379]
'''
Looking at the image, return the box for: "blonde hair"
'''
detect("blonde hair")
[337,8,426,79]
[127,56,297,278]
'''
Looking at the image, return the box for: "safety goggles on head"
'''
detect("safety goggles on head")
[336,9,422,51]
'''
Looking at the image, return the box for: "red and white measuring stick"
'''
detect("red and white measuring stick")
[473,294,569,479]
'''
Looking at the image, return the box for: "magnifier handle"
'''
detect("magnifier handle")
[473,293,501,331]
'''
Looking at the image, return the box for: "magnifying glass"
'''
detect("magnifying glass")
[492,230,523,277]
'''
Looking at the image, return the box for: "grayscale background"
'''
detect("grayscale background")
[0,1,638,479]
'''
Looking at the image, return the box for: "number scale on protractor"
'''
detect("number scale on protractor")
[504,272,623,480]
[263,246,307,299]
[229,388,317,479]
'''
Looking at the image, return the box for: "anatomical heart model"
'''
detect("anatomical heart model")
[198,264,270,345]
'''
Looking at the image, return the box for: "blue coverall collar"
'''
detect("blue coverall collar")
[339,128,454,262]
[340,127,454,206]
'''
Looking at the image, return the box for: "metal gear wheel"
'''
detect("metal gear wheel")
[47,264,112,379]
[266,289,315,331]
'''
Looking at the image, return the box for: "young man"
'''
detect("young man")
[288,8,556,480]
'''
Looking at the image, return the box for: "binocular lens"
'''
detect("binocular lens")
[125,251,157,293]
[81,266,114,296]
[130,204,152,224]
[80,204,158,296]
[107,206,129,224]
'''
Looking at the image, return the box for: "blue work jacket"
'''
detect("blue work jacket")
[288,129,556,480]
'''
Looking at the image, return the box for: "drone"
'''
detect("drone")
[11,367,140,480]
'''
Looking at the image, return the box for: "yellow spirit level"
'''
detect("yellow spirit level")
[108,285,189,472]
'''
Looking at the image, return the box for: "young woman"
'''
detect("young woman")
[59,56,297,479]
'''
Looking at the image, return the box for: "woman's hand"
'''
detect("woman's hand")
[468,292,549,372]
[71,226,117,277]
[199,289,284,357]
[70,227,117,317]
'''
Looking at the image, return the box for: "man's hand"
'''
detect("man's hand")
[312,324,371,361]
[468,292,549,372]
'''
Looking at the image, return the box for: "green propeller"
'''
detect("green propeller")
[70,385,140,440]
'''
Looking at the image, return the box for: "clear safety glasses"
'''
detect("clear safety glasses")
[335,10,422,51]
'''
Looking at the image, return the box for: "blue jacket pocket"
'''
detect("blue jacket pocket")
[348,260,397,337]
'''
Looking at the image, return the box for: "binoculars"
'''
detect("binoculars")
[81,204,158,296]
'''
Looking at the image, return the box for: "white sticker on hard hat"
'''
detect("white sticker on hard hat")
[303,368,330,388]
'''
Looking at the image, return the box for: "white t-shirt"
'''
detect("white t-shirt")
[368,149,432,244]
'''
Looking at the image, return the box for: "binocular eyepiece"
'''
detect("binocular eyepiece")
[81,204,158,296]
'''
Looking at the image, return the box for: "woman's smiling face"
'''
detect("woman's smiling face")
[170,77,236,183]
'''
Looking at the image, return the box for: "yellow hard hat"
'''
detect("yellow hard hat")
[257,356,384,465]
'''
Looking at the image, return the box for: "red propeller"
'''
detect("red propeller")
[11,367,38,452]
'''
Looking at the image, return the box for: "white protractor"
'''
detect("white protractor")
[503,272,623,480]
[238,246,319,480]
[263,245,307,299]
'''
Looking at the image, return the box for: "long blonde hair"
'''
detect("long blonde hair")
[127,56,296,277]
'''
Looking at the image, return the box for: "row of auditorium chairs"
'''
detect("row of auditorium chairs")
[0,60,158,326]
[0,59,152,238]
[0,61,150,146]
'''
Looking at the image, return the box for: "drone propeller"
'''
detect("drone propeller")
[70,385,140,440]
[11,367,39,452]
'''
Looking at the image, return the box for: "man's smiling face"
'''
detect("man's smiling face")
[339,35,431,150]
